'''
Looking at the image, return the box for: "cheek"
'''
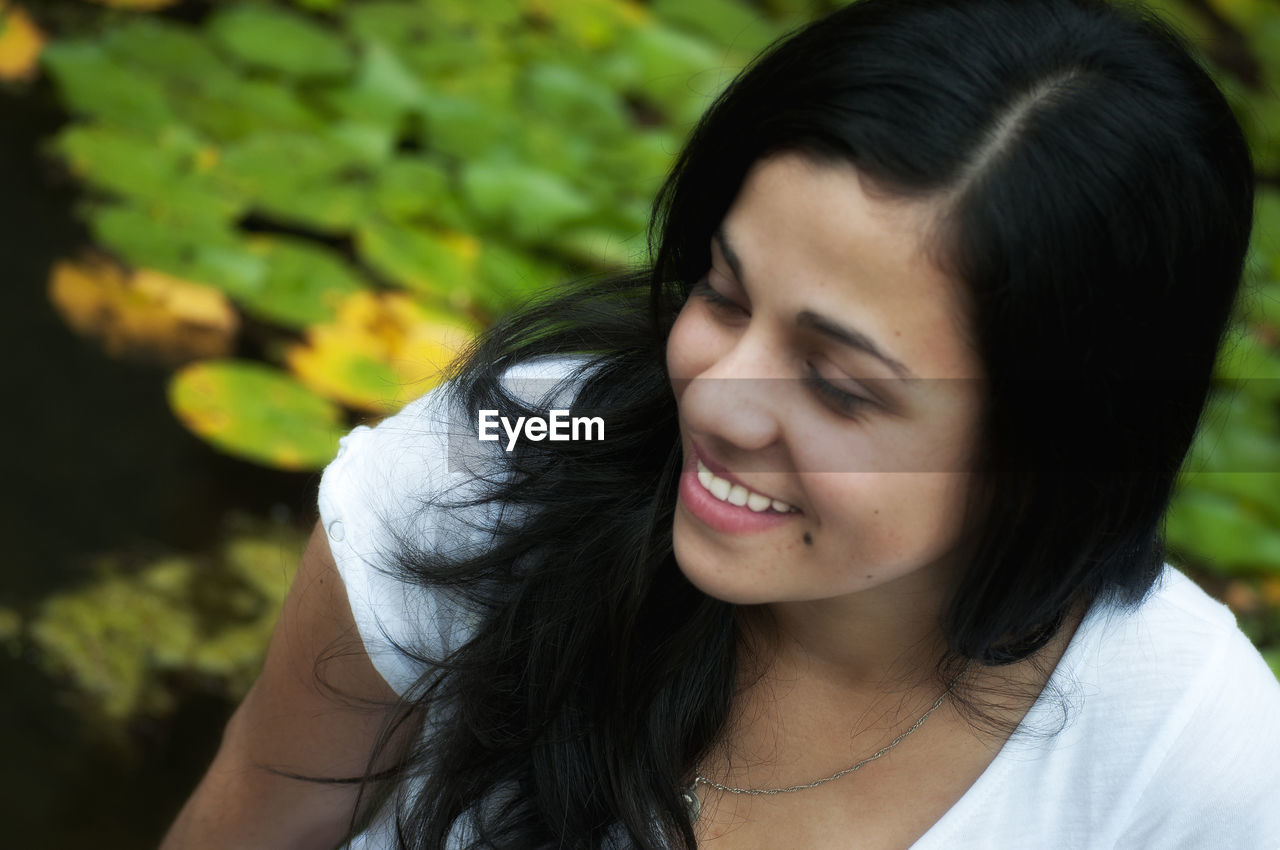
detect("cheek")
[666,303,716,381]
[818,473,973,556]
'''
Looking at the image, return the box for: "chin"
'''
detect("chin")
[671,515,782,606]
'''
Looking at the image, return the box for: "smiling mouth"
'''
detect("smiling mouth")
[695,459,797,514]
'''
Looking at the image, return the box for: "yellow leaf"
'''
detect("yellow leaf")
[286,291,476,412]
[132,268,238,333]
[48,258,239,366]
[0,4,44,82]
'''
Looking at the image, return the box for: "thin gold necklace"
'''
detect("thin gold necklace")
[680,662,970,821]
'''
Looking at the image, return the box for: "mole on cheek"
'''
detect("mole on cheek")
[803,532,813,546]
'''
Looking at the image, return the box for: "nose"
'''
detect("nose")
[678,330,786,457]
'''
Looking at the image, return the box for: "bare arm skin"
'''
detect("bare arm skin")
[160,520,421,850]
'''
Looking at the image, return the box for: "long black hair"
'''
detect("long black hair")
[331,1,1255,846]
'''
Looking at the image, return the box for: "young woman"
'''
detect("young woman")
[163,0,1280,847]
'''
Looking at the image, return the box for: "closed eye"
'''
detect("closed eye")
[804,363,876,419]
[692,277,749,317]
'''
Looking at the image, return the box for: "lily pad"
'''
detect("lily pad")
[88,202,240,275]
[53,124,244,223]
[459,160,595,243]
[651,0,780,56]
[1214,326,1280,401]
[317,40,426,124]
[169,360,348,470]
[418,92,514,160]
[208,5,356,79]
[48,259,238,366]
[216,131,368,194]
[286,291,476,412]
[1166,486,1280,574]
[99,18,235,91]
[370,155,470,228]
[524,0,651,51]
[522,62,631,139]
[41,41,175,134]
[356,217,481,306]
[612,22,732,126]
[169,76,327,142]
[236,235,369,329]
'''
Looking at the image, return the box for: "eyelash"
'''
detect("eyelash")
[692,278,875,420]
[805,365,874,419]
[692,278,745,314]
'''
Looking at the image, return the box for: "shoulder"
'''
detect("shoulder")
[1104,567,1280,846]
[927,566,1280,848]
[1036,565,1280,845]
[1068,565,1280,759]
[315,354,593,693]
[319,353,594,549]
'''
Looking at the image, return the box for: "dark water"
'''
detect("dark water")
[0,74,314,845]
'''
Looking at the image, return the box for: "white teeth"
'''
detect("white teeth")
[695,460,795,513]
[709,476,731,501]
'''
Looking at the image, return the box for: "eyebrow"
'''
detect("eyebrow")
[712,226,917,380]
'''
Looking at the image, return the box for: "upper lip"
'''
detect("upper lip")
[691,440,798,509]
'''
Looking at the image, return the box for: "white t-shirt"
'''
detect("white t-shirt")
[318,356,1280,849]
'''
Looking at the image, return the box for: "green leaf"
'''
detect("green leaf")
[169,77,326,141]
[523,62,630,138]
[343,2,435,54]
[290,0,344,11]
[329,120,396,164]
[317,40,426,124]
[1180,472,1280,527]
[217,132,365,192]
[1184,390,1280,474]
[52,125,244,223]
[168,360,347,471]
[99,18,235,91]
[589,128,679,198]
[1214,327,1280,404]
[459,160,595,243]
[1262,647,1280,681]
[613,23,734,126]
[371,156,470,228]
[356,217,479,305]
[474,243,568,315]
[255,178,372,233]
[88,203,239,274]
[524,0,648,51]
[1251,190,1280,285]
[651,0,780,57]
[419,92,513,160]
[237,236,368,328]
[547,225,649,270]
[41,42,175,134]
[1166,486,1280,574]
[208,5,355,79]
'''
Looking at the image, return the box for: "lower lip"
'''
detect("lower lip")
[677,452,799,535]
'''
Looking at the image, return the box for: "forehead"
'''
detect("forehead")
[722,152,983,382]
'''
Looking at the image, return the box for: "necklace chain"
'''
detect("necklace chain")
[681,662,970,819]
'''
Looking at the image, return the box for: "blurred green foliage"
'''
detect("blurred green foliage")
[35,0,811,469]
[14,0,1280,722]
[23,517,304,721]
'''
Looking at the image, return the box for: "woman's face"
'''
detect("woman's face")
[667,152,986,608]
